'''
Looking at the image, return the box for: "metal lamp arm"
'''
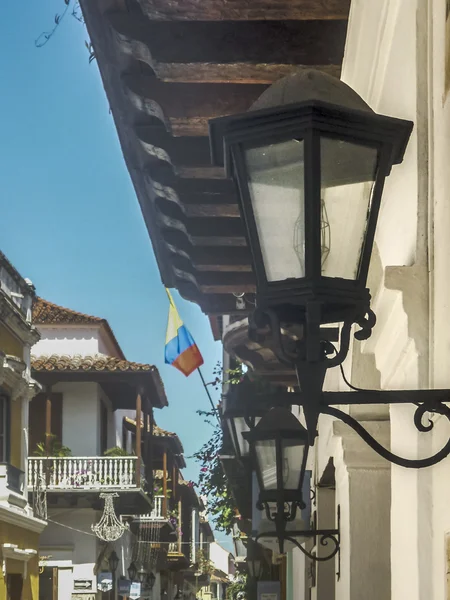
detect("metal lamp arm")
[284,534,340,562]
[323,404,450,469]
[254,530,340,563]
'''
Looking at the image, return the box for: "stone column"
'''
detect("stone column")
[333,420,391,600]
[315,487,336,600]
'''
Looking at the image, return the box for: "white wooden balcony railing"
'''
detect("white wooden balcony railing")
[28,456,141,491]
[138,495,167,520]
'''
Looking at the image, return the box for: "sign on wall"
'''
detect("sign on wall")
[118,579,131,596]
[257,580,280,600]
[129,582,142,600]
[74,580,93,591]
[97,572,113,592]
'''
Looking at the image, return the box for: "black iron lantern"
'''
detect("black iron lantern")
[146,572,156,590]
[246,542,264,581]
[246,556,263,581]
[244,406,339,559]
[222,389,266,460]
[210,69,413,329]
[138,565,148,585]
[127,562,137,582]
[244,407,308,516]
[210,69,418,444]
[108,551,119,574]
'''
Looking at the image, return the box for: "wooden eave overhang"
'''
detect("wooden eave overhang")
[31,360,168,410]
[79,0,350,315]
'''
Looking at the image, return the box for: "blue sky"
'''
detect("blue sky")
[1,3,225,537]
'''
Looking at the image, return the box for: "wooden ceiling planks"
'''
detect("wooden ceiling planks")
[80,0,350,315]
[137,0,351,21]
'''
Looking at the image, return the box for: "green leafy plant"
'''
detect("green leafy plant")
[103,446,132,457]
[34,434,72,457]
[197,548,214,575]
[153,478,172,497]
[192,409,237,535]
[227,575,248,600]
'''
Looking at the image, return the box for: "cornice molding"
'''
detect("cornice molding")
[0,353,42,401]
[0,503,46,534]
[0,295,40,346]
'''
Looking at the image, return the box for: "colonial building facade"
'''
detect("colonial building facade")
[29,298,168,599]
[0,252,46,600]
[29,298,216,600]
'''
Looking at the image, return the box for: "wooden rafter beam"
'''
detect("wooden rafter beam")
[113,17,347,66]
[183,204,239,218]
[124,74,267,119]
[137,0,351,21]
[189,247,251,271]
[154,62,341,85]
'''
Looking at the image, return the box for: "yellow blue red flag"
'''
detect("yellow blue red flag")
[164,289,204,377]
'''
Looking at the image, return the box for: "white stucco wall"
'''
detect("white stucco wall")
[50,381,100,455]
[319,1,450,600]
[33,325,104,357]
[210,543,231,575]
[40,509,99,593]
[40,509,134,595]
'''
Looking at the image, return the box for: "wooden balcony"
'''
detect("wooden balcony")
[138,495,166,520]
[167,539,190,571]
[28,456,152,513]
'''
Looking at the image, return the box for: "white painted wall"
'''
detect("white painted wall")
[33,325,104,357]
[39,508,135,596]
[50,381,100,455]
[210,543,232,576]
[40,509,99,593]
[308,1,450,600]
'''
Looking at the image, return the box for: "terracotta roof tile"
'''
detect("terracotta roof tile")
[124,417,185,456]
[33,298,103,325]
[31,354,154,373]
[125,417,176,437]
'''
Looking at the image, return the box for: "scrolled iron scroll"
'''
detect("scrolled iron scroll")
[324,402,450,469]
[254,532,340,562]
[286,533,340,562]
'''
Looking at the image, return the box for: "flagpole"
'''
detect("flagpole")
[197,368,221,424]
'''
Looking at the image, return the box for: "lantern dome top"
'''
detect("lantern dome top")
[250,68,373,114]
[247,407,307,439]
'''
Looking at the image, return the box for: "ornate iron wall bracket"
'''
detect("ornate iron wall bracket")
[323,403,450,469]
[243,390,450,468]
[247,301,450,468]
[254,505,340,564]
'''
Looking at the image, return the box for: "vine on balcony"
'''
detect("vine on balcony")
[196,549,214,575]
[227,574,248,600]
[192,407,237,535]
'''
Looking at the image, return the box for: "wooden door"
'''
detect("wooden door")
[6,574,23,600]
[39,567,58,600]
[29,393,62,455]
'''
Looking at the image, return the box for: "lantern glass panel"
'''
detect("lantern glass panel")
[320,137,379,279]
[255,439,277,490]
[228,416,261,458]
[255,437,305,491]
[235,416,250,457]
[245,140,305,283]
[281,438,304,489]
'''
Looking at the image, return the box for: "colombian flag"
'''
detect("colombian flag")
[164,290,204,377]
